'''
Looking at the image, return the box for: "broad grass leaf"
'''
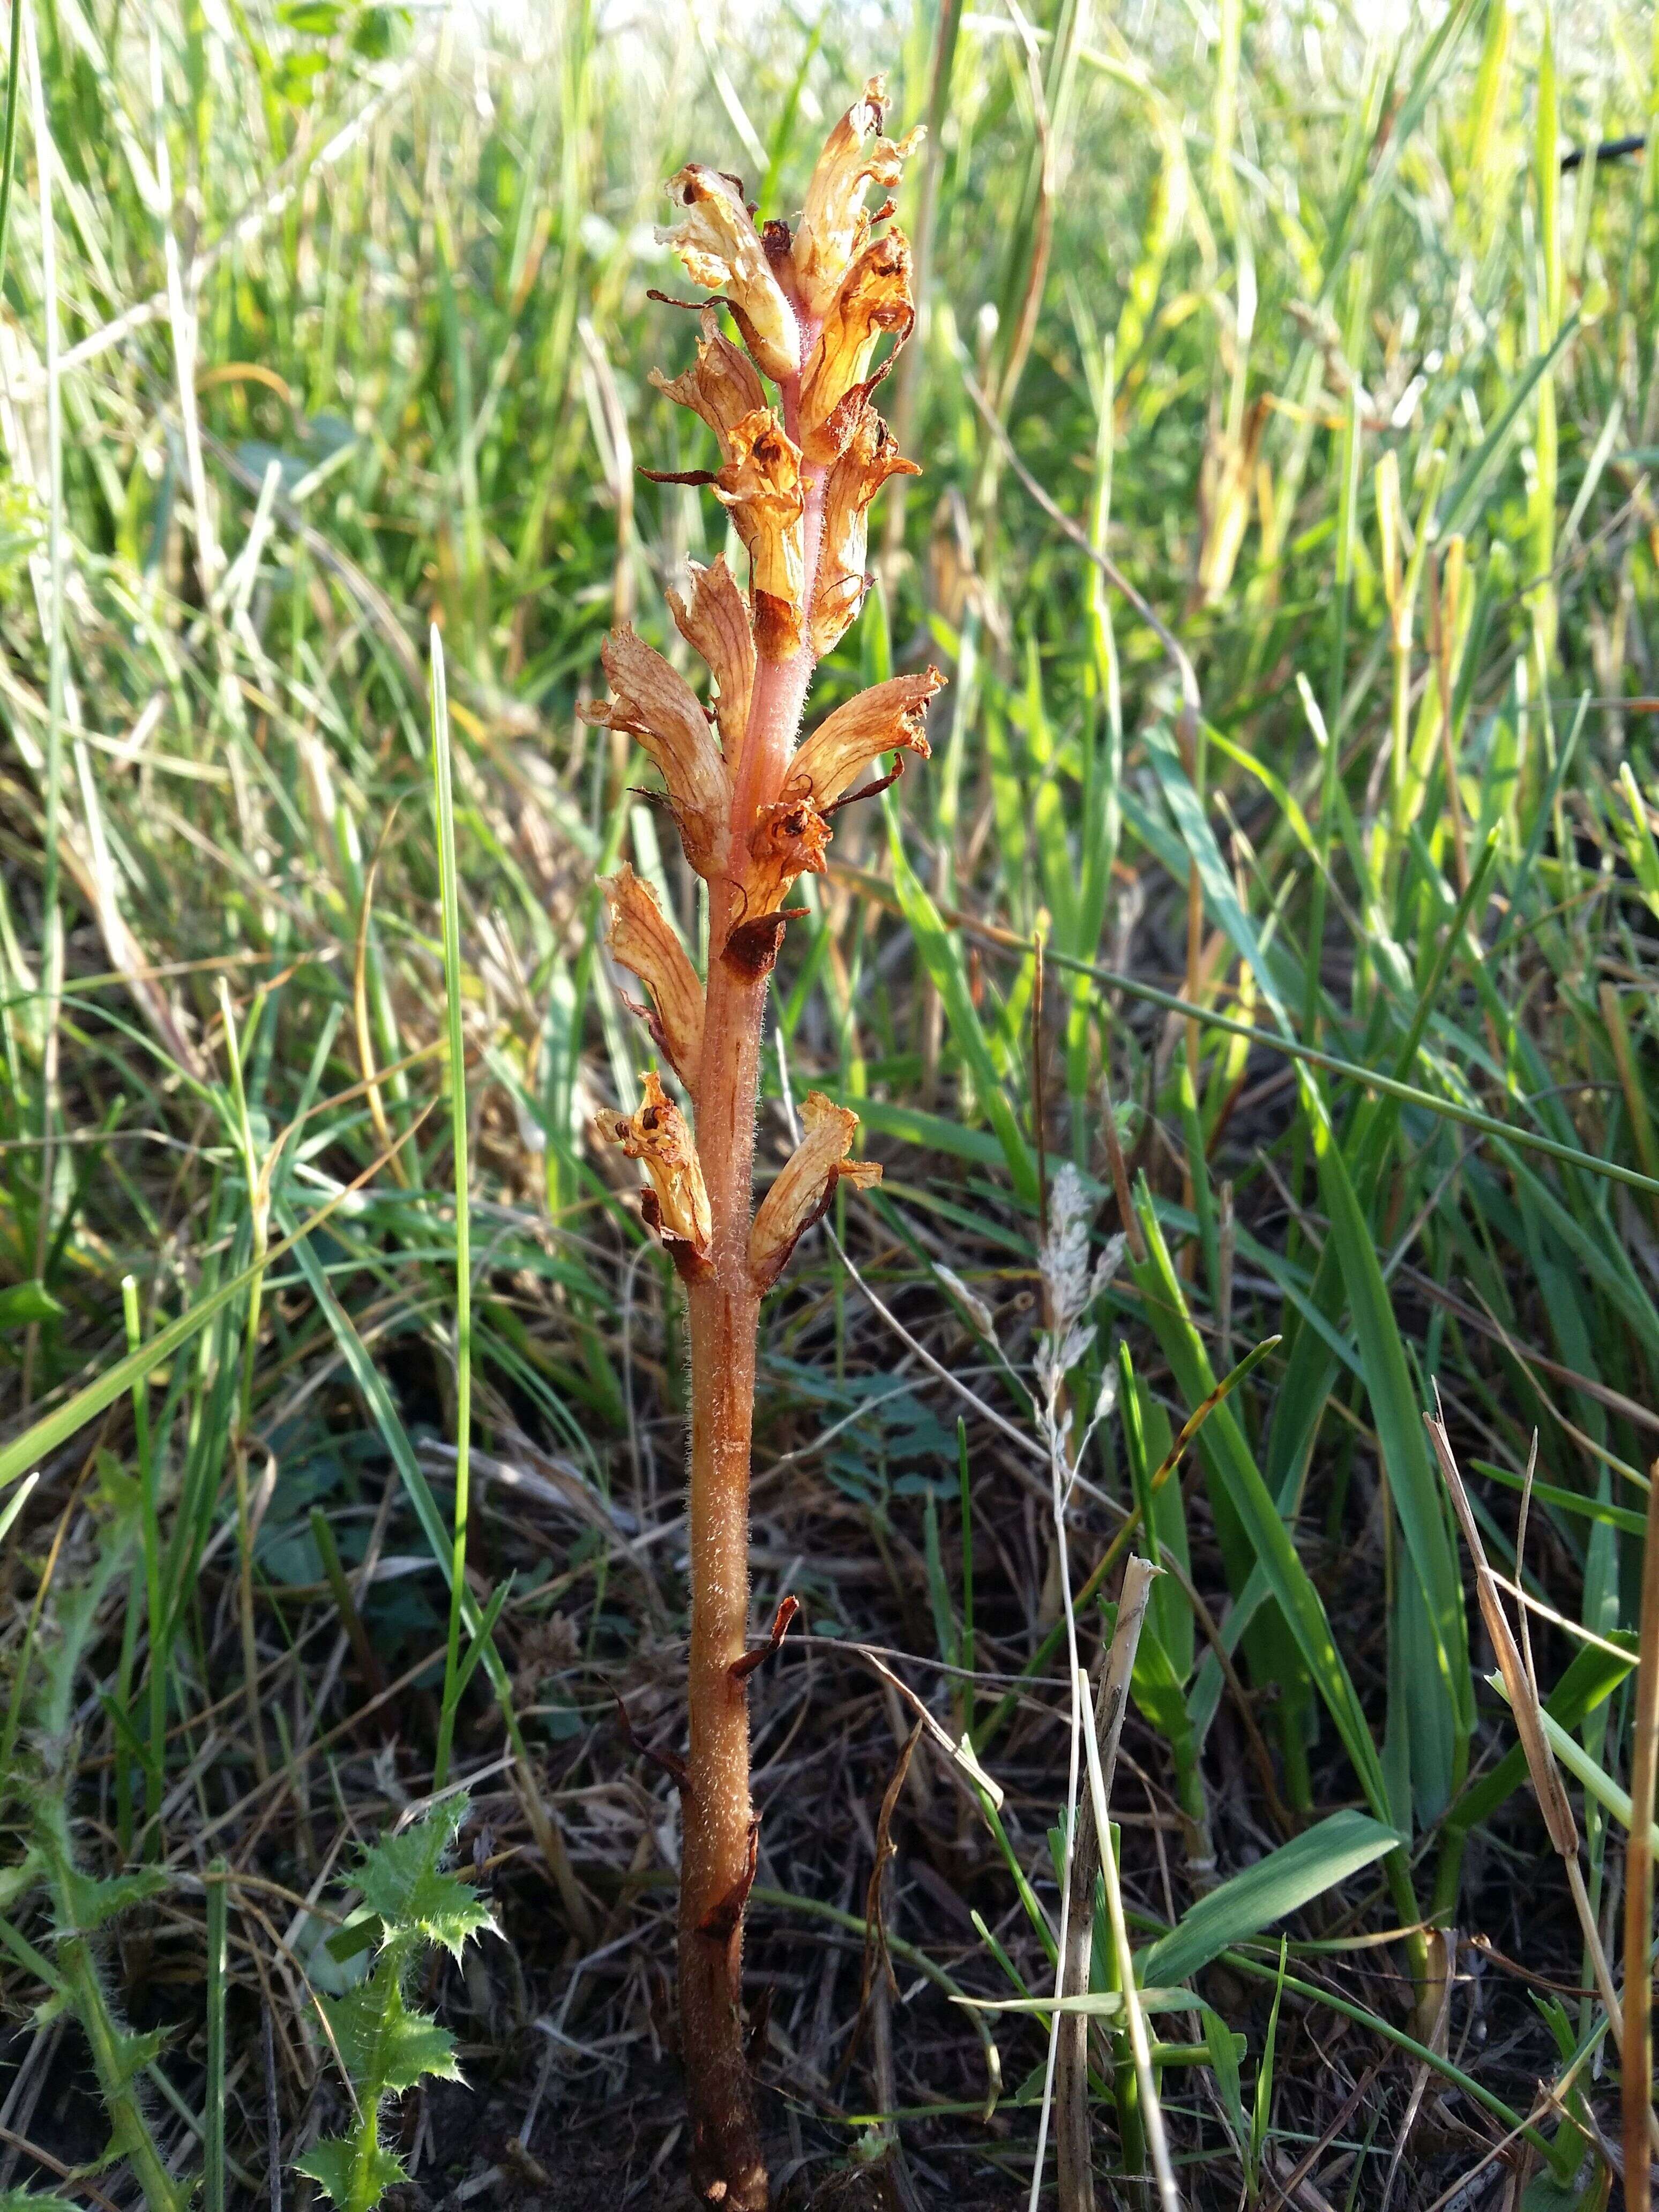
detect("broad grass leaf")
[0,1282,64,1330]
[1140,1811,1401,1989]
[1302,1074,1473,1766]
[1132,1196,1392,1823]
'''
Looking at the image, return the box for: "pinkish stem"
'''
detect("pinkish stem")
[678,353,825,2212]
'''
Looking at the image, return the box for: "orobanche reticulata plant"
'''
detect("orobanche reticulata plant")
[583,75,937,2211]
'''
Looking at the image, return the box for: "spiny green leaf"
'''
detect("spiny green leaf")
[294,2135,407,2211]
[320,1963,463,2095]
[93,2023,169,2099]
[353,1803,495,1960]
[54,1864,169,1937]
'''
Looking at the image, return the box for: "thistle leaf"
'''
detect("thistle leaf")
[53,1863,169,1937]
[319,1963,464,2095]
[294,2136,408,2210]
[352,1803,496,1962]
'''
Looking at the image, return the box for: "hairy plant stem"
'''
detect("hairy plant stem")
[679,357,824,2211]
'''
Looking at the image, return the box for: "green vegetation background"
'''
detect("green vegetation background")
[3,0,1659,2203]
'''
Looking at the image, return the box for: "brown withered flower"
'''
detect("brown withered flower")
[649,303,767,454]
[602,865,704,1088]
[656,165,798,383]
[748,796,832,920]
[750,1093,881,1291]
[594,1070,712,1279]
[791,76,924,319]
[786,666,943,808]
[723,669,944,980]
[666,556,754,751]
[579,628,731,877]
[811,400,921,656]
[798,229,915,460]
[714,409,806,661]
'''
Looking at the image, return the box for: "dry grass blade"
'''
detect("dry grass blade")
[1082,1639,1181,2212]
[1426,1393,1659,2158]
[843,1640,1005,1810]
[1425,1399,1577,1853]
[841,1718,924,2090]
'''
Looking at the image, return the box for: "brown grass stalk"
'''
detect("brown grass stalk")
[1426,1395,1659,2173]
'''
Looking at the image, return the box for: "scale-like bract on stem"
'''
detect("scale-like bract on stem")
[586,74,937,2212]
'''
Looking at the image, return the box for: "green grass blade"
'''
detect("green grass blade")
[428,628,474,1793]
[0,1150,428,1497]
[1130,1192,1394,1828]
[1141,1811,1401,1989]
[883,796,1036,1204]
[1301,1068,1473,1761]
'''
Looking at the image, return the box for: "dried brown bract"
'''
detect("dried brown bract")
[812,401,921,655]
[602,865,704,1087]
[714,408,807,661]
[579,627,730,877]
[750,1093,881,1290]
[799,230,915,456]
[667,556,755,751]
[792,74,924,318]
[788,666,942,806]
[650,303,768,453]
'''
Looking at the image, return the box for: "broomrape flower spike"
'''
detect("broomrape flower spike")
[589,73,938,2212]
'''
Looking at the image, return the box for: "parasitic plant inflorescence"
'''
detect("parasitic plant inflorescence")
[584,75,938,2211]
